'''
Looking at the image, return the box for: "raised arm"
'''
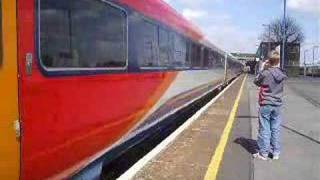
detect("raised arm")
[254,71,266,87]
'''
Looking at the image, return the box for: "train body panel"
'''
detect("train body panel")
[131,69,225,132]
[0,0,245,179]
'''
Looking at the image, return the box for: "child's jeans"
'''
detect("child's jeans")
[257,105,282,157]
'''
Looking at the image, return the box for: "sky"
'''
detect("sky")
[164,0,320,63]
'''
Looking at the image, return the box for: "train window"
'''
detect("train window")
[159,28,171,67]
[203,48,209,68]
[196,46,202,67]
[208,50,214,68]
[138,21,159,67]
[191,43,197,67]
[186,41,192,67]
[213,51,223,68]
[40,0,127,70]
[172,33,188,68]
[191,43,201,68]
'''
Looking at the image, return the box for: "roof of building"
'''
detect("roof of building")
[231,53,256,58]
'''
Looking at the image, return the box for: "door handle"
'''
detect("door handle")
[26,53,33,76]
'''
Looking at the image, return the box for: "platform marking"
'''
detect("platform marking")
[204,74,247,180]
[117,76,243,180]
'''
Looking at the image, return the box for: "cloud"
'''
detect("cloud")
[203,24,258,53]
[164,0,258,53]
[181,8,256,52]
[164,0,208,8]
[288,0,320,15]
[182,9,207,21]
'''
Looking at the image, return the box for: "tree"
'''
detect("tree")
[260,16,304,44]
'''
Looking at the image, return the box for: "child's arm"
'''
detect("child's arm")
[254,61,269,87]
[254,71,266,87]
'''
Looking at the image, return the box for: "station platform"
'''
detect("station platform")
[118,75,320,180]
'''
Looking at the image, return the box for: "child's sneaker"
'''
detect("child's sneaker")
[272,154,280,160]
[253,153,268,160]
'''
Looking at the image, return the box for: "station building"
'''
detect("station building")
[231,53,256,74]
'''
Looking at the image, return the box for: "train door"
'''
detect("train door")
[0,0,20,179]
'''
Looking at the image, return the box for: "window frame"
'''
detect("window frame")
[191,43,202,69]
[137,17,195,71]
[138,19,163,70]
[37,0,129,73]
[157,26,171,69]
[203,47,209,68]
[171,32,189,70]
[138,19,174,71]
[185,40,193,68]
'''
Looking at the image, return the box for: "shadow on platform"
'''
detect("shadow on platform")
[234,137,258,155]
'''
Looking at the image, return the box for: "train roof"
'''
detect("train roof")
[118,0,227,56]
[119,0,203,40]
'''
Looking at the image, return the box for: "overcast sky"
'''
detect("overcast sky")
[164,0,320,58]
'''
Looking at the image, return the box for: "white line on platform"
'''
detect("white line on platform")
[117,77,242,180]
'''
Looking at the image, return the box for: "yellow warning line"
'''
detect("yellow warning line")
[204,74,247,180]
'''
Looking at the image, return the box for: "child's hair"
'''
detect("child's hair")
[268,50,280,66]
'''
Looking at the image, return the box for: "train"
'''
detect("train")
[0,0,243,179]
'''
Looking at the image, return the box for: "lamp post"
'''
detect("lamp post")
[304,49,308,77]
[224,52,228,83]
[312,45,319,77]
[281,0,287,70]
[263,24,271,54]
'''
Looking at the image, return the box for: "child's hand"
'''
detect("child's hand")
[262,60,270,70]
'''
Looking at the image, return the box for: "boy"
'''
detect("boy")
[253,50,287,160]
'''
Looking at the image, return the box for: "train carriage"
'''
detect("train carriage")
[0,0,243,179]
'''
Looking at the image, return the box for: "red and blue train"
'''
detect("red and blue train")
[0,0,243,179]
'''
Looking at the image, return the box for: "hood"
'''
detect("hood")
[269,68,287,83]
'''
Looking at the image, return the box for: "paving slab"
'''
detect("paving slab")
[285,77,320,142]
